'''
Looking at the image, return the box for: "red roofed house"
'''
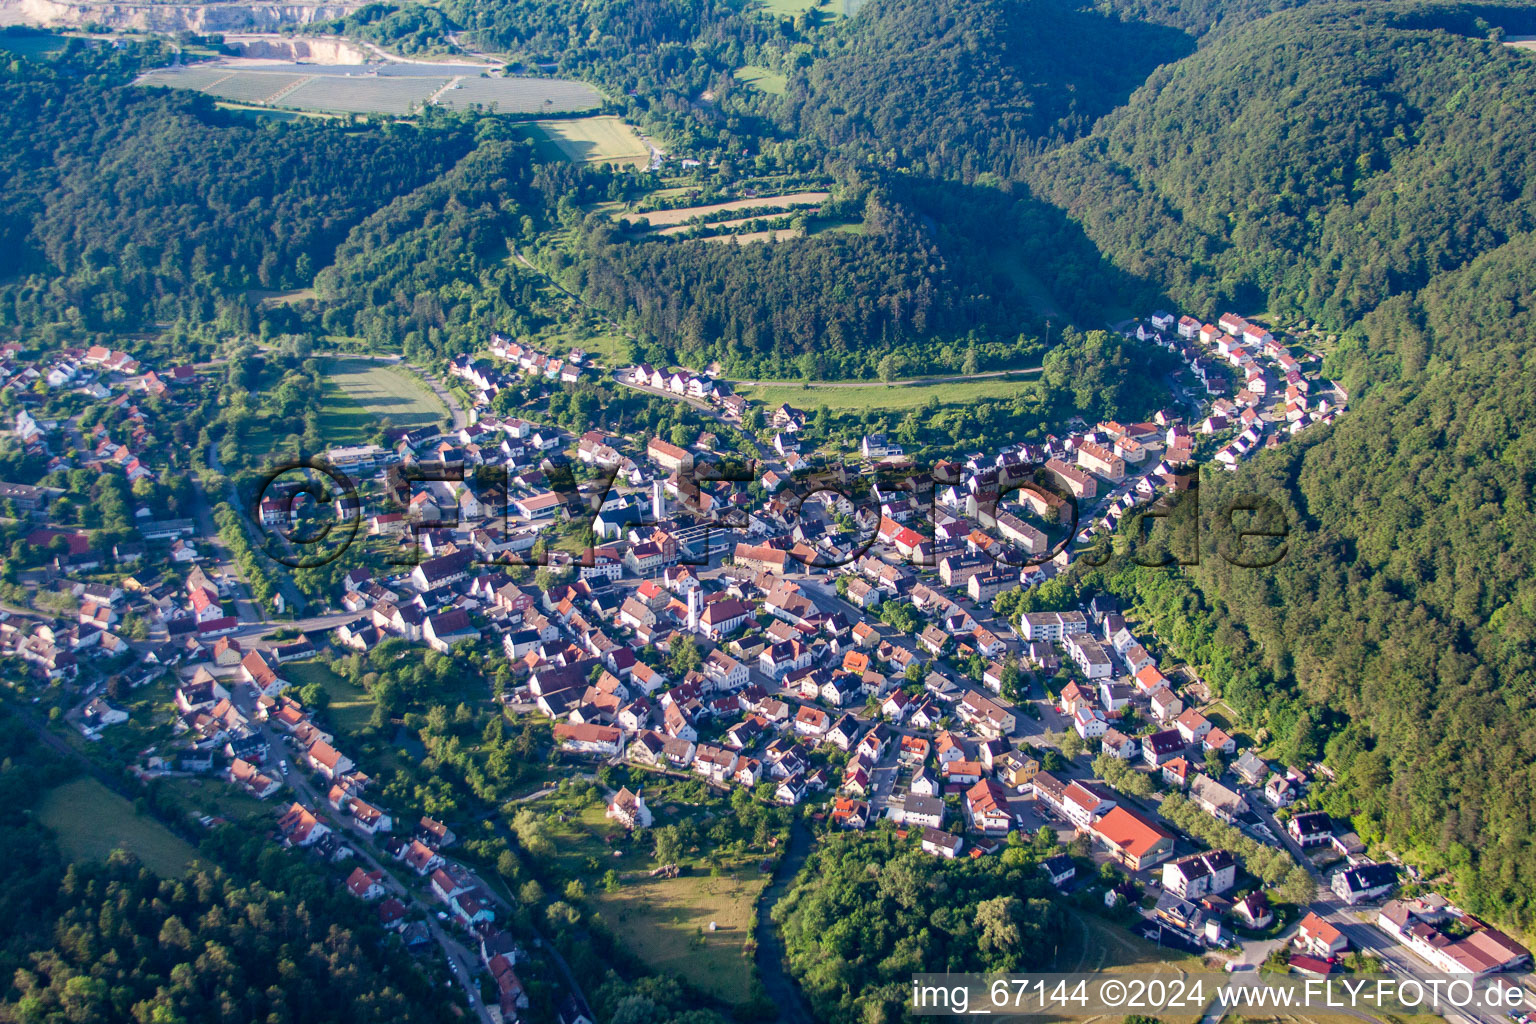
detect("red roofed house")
[1089,805,1175,870]
[346,867,386,900]
[965,779,1012,836]
[1296,912,1348,957]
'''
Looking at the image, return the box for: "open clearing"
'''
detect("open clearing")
[321,357,447,441]
[138,64,599,116]
[593,871,766,1003]
[632,191,830,227]
[739,373,1038,411]
[536,796,765,1004]
[285,660,373,734]
[734,64,787,94]
[39,777,198,877]
[1046,914,1205,1024]
[521,116,651,168]
[753,0,841,15]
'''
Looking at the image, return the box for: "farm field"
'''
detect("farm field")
[632,191,830,227]
[436,75,601,113]
[734,64,787,94]
[592,871,767,1004]
[702,229,797,244]
[521,116,651,168]
[39,777,199,878]
[658,214,786,236]
[279,74,447,114]
[205,72,311,104]
[320,357,447,441]
[738,372,1038,411]
[285,660,373,735]
[138,64,599,116]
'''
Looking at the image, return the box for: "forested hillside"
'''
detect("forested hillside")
[1025,1,1536,335]
[0,40,472,334]
[313,136,608,353]
[1089,229,1536,928]
[561,189,1036,379]
[785,0,1194,179]
[0,707,456,1024]
[773,831,1066,1022]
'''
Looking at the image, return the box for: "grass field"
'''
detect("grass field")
[156,775,276,829]
[521,116,651,168]
[1047,913,1206,1024]
[216,103,340,123]
[753,0,838,15]
[39,777,198,877]
[593,871,767,1003]
[0,32,72,57]
[320,357,447,442]
[734,64,787,95]
[738,373,1038,412]
[532,794,766,1003]
[285,660,373,734]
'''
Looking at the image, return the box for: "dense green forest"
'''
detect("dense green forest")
[0,39,473,335]
[1025,1,1536,334]
[1176,231,1536,929]
[773,830,1067,1023]
[0,704,456,1024]
[783,0,1194,179]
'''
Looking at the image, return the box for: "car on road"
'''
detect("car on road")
[280,761,289,775]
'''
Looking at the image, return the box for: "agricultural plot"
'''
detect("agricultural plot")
[320,357,446,441]
[138,65,237,91]
[280,74,447,114]
[632,191,830,227]
[39,777,198,878]
[702,229,798,243]
[436,75,601,114]
[658,215,783,236]
[203,71,311,104]
[522,116,651,168]
[139,63,600,117]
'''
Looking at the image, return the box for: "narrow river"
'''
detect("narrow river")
[754,822,817,1024]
